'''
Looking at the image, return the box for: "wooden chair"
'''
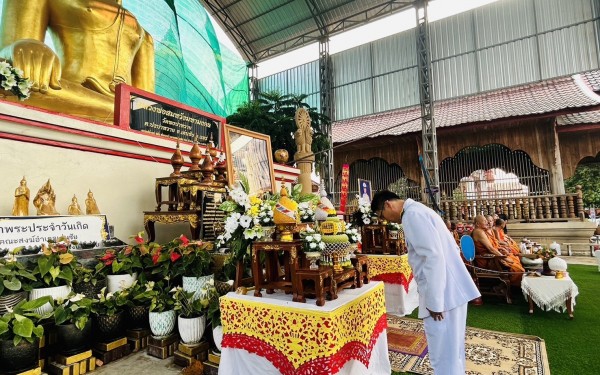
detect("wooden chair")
[460,235,512,304]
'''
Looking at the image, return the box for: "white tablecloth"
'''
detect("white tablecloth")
[383,278,419,316]
[521,275,579,313]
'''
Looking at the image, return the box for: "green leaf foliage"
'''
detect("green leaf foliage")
[226,91,331,172]
[564,162,600,207]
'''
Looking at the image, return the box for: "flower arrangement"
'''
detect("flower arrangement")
[345,223,362,244]
[356,194,373,225]
[299,226,325,253]
[256,199,275,227]
[92,287,129,316]
[30,236,77,288]
[96,232,156,278]
[151,235,213,279]
[172,283,217,318]
[54,293,93,330]
[535,247,557,260]
[0,60,32,100]
[298,202,315,223]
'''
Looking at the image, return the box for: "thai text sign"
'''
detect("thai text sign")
[0,215,108,249]
[339,164,350,213]
[129,93,222,147]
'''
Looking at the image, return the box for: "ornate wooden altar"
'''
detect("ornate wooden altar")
[252,240,303,301]
[361,225,406,255]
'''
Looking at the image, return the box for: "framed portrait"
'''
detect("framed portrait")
[224,125,276,196]
[358,179,372,202]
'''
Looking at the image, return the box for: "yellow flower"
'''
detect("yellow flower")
[250,196,262,206]
[250,205,260,216]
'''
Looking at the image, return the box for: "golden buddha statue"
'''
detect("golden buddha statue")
[68,195,83,215]
[33,179,59,215]
[12,176,30,216]
[0,0,155,123]
[85,190,101,215]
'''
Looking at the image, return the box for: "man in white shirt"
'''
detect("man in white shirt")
[372,190,480,374]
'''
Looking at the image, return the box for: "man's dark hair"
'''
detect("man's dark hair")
[370,190,401,213]
[495,218,505,226]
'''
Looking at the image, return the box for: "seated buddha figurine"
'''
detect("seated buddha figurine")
[33,179,59,215]
[68,195,83,215]
[0,0,155,123]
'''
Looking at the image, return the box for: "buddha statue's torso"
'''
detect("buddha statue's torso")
[48,0,145,91]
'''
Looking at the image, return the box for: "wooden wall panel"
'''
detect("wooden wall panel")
[559,129,600,179]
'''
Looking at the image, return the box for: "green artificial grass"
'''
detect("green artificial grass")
[391,264,599,375]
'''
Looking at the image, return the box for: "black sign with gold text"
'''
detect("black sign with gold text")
[129,94,221,148]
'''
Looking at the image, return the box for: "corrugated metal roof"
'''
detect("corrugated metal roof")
[199,0,415,63]
[332,70,600,143]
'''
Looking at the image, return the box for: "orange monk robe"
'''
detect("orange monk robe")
[497,230,521,255]
[474,230,524,286]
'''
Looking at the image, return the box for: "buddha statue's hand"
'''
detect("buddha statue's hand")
[0,39,62,93]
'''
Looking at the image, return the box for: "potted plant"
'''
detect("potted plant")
[123,281,154,330]
[91,287,129,343]
[53,293,94,355]
[29,237,77,314]
[143,281,176,337]
[0,257,35,315]
[156,235,214,301]
[0,296,53,374]
[172,283,217,344]
[72,265,106,299]
[96,233,155,292]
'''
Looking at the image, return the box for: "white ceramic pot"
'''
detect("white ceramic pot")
[178,315,206,344]
[182,274,214,301]
[29,285,71,314]
[106,273,138,293]
[149,310,176,337]
[212,325,223,351]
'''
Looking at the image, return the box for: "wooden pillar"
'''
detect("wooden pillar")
[549,122,565,194]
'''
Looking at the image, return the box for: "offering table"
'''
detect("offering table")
[366,254,418,316]
[521,275,579,319]
[252,240,302,301]
[219,282,390,375]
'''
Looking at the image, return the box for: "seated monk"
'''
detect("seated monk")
[472,215,524,286]
[0,0,155,123]
[493,219,521,255]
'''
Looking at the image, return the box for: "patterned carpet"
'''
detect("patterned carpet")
[387,315,551,374]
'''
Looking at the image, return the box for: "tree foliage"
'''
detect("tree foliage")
[564,162,600,207]
[226,91,330,172]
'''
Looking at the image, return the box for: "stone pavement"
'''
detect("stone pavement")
[564,255,598,266]
[93,352,181,374]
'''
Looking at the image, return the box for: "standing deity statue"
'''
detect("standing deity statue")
[68,195,83,215]
[33,179,59,215]
[293,107,315,194]
[85,190,101,215]
[12,176,30,216]
[0,0,155,123]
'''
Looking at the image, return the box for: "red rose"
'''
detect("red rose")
[170,252,182,263]
[179,235,189,246]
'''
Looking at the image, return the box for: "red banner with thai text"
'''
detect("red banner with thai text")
[339,164,350,213]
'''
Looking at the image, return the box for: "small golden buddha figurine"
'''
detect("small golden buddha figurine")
[12,176,30,216]
[68,195,83,215]
[33,179,59,215]
[85,190,101,215]
[0,0,155,123]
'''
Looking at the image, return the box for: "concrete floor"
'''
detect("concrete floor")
[89,255,598,375]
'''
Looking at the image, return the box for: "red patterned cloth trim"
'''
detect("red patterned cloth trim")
[371,272,413,293]
[222,313,388,375]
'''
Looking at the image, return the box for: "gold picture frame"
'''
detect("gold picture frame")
[224,124,276,196]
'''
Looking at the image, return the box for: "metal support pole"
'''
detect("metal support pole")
[415,0,440,207]
[319,37,334,195]
[247,63,259,101]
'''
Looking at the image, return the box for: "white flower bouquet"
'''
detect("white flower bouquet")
[299,226,325,253]
[345,223,362,244]
[0,61,32,100]
[298,202,315,222]
[357,194,373,225]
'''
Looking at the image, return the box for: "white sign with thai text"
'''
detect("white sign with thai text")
[0,215,108,249]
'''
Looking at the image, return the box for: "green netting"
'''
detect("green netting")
[0,0,248,118]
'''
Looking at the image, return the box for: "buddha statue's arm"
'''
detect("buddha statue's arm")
[131,31,155,92]
[0,0,61,92]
